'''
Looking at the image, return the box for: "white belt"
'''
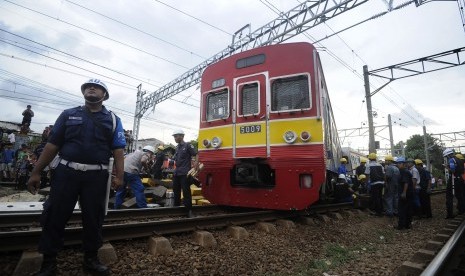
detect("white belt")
[60,159,109,171]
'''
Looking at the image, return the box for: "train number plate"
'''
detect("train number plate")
[240,125,261,134]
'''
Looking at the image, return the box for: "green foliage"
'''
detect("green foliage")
[303,243,353,272]
[395,134,444,176]
[190,139,198,150]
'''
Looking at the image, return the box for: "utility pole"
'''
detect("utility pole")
[363,65,376,153]
[133,84,146,152]
[388,114,394,155]
[423,122,431,171]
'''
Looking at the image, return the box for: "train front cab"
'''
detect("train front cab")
[198,43,333,210]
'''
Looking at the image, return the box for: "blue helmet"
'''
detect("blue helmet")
[396,157,406,163]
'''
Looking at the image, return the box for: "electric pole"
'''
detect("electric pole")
[363,65,376,153]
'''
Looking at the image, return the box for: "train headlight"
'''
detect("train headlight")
[202,139,211,148]
[211,137,222,148]
[300,174,313,189]
[300,131,311,142]
[283,131,297,144]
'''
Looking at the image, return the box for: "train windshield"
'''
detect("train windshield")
[271,75,310,111]
[206,89,229,121]
[240,83,259,116]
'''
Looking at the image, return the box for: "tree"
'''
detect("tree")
[403,134,443,177]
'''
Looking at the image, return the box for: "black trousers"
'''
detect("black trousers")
[446,176,465,216]
[419,189,432,218]
[370,184,384,214]
[398,194,413,228]
[173,174,192,210]
[38,164,108,254]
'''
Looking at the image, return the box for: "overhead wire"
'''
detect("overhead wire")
[153,0,233,36]
[0,29,161,88]
[3,0,189,69]
[64,0,207,60]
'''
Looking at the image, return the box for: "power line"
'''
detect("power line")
[3,0,189,69]
[64,0,206,60]
[153,0,232,36]
[0,29,160,88]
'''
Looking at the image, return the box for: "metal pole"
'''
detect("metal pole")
[388,114,394,155]
[133,85,144,152]
[423,123,431,171]
[363,65,376,153]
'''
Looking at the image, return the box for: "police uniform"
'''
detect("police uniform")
[39,106,126,255]
[173,141,197,210]
[397,166,414,229]
[446,155,465,217]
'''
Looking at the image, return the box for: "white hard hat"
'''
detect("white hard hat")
[142,145,155,153]
[81,79,109,100]
[338,174,346,179]
[172,129,185,136]
[443,148,454,157]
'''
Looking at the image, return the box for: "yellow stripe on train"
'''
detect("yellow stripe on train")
[268,117,323,144]
[199,117,323,149]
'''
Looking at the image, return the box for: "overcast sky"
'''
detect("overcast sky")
[1,0,464,153]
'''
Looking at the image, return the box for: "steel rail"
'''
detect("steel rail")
[0,210,298,252]
[421,218,465,276]
[0,205,222,228]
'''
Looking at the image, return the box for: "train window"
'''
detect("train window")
[236,54,265,69]
[240,83,259,116]
[206,89,229,121]
[271,75,310,112]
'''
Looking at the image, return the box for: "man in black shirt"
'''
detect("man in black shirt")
[396,157,414,230]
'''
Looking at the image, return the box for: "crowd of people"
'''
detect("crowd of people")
[334,149,465,230]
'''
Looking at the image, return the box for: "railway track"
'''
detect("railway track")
[0,202,353,252]
[1,190,454,275]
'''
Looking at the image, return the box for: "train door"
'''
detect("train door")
[233,72,269,158]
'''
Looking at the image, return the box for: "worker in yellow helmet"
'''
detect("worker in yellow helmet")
[384,155,400,217]
[365,152,385,216]
[338,157,348,176]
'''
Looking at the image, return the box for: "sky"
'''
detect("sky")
[0,0,464,153]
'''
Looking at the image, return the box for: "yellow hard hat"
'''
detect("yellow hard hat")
[456,153,464,160]
[360,158,367,163]
[414,159,423,165]
[358,174,366,181]
[340,158,347,163]
[385,155,394,161]
[368,153,377,160]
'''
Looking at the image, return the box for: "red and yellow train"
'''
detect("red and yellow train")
[198,42,342,210]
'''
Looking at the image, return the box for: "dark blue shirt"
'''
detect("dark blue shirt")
[48,106,126,164]
[173,141,197,176]
[399,168,414,196]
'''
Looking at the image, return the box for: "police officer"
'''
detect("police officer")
[28,78,126,275]
[172,129,198,218]
[396,157,414,230]
[114,145,155,209]
[444,148,465,218]
[416,159,432,218]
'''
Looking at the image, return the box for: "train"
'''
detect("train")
[197,42,343,210]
